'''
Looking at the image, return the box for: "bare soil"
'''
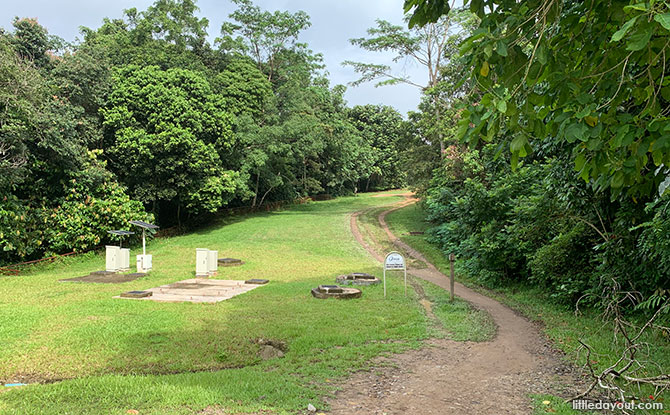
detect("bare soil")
[59,272,147,284]
[328,196,582,414]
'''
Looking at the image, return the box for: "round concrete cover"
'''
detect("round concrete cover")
[311,286,362,299]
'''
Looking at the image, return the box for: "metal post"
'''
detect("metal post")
[142,229,146,256]
[404,268,407,297]
[383,268,387,298]
[449,253,455,302]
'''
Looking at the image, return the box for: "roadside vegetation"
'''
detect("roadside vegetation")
[385,202,669,413]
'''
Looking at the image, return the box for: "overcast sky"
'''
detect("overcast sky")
[1,0,428,115]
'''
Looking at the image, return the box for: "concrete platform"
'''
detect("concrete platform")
[114,278,265,303]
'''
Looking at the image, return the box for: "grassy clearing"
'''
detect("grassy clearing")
[384,202,670,414]
[0,192,484,415]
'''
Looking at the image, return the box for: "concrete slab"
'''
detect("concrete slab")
[114,279,265,303]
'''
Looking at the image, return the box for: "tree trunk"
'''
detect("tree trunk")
[435,96,445,156]
[252,169,260,208]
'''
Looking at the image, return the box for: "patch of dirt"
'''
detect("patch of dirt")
[59,272,147,284]
[255,339,287,360]
[329,196,584,414]
[370,192,415,198]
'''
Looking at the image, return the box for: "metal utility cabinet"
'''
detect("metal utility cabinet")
[196,248,209,277]
[105,246,120,272]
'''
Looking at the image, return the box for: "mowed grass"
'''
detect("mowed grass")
[0,192,484,415]
[384,203,670,414]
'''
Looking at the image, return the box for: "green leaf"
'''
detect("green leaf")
[654,13,670,31]
[456,117,470,140]
[612,16,639,42]
[580,164,591,182]
[565,123,588,143]
[484,43,493,58]
[575,107,591,118]
[496,100,507,113]
[510,135,527,152]
[611,171,624,188]
[496,40,508,57]
[626,25,653,51]
[652,149,664,166]
[575,153,587,171]
[624,3,648,12]
[536,43,548,65]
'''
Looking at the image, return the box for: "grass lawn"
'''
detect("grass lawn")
[384,202,670,415]
[0,192,488,415]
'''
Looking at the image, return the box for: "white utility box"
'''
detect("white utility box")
[136,254,152,273]
[196,248,209,277]
[120,248,130,272]
[106,245,120,272]
[207,250,218,276]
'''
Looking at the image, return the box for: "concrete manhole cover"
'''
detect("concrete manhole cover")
[218,258,244,267]
[311,285,361,299]
[120,290,153,298]
[336,273,381,286]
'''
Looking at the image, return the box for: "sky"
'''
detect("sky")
[0,0,429,115]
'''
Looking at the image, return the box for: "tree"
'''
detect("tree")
[213,57,273,119]
[0,36,40,189]
[10,17,61,68]
[348,105,407,191]
[344,10,474,154]
[101,65,237,223]
[79,0,213,72]
[217,0,311,83]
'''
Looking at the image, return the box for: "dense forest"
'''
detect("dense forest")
[0,0,408,264]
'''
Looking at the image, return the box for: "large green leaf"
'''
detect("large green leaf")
[564,122,588,143]
[612,16,639,42]
[654,13,670,31]
[510,135,527,152]
[626,25,653,51]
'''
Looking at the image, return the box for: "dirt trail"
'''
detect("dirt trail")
[329,195,578,415]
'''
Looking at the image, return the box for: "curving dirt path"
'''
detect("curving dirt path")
[328,195,579,415]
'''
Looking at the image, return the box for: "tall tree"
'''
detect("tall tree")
[101,65,237,222]
[344,10,473,154]
[348,105,407,191]
[217,0,311,83]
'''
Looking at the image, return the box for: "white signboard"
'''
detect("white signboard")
[383,251,407,297]
[384,252,406,270]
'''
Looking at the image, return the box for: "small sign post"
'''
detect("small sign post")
[383,251,407,298]
[449,253,455,302]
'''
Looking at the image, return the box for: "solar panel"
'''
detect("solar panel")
[129,220,159,229]
[107,230,135,236]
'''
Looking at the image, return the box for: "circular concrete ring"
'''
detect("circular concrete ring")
[311,287,362,299]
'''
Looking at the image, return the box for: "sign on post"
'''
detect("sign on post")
[383,251,407,298]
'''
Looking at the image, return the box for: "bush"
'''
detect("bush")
[528,223,597,304]
[0,152,149,265]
